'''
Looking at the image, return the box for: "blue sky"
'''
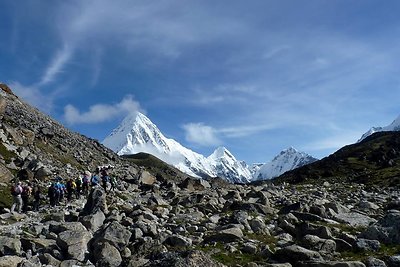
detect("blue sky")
[1,1,400,164]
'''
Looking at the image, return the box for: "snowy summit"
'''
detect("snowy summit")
[103,112,316,183]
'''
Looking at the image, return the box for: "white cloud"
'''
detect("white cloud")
[64,95,141,124]
[182,123,221,147]
[9,81,56,112]
[38,45,73,86]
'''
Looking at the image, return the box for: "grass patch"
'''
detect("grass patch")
[341,244,400,262]
[245,232,277,249]
[196,243,265,266]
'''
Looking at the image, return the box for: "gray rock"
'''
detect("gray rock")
[360,211,400,245]
[332,212,377,227]
[355,238,380,252]
[164,235,193,247]
[204,227,243,243]
[57,230,92,261]
[301,235,336,254]
[96,221,132,249]
[249,218,268,234]
[81,187,108,215]
[0,256,24,267]
[296,261,366,267]
[93,241,122,267]
[139,170,156,185]
[80,210,106,232]
[274,245,323,264]
[387,255,400,267]
[365,257,387,267]
[0,236,22,256]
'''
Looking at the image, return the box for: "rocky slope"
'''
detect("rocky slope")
[1,173,400,266]
[277,131,400,187]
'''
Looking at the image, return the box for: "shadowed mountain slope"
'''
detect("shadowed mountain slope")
[276,131,400,187]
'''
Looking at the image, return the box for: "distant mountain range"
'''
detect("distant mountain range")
[102,112,317,183]
[358,115,400,142]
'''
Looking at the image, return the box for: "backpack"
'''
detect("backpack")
[11,185,20,196]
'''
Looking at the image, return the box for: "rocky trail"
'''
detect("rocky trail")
[0,176,399,267]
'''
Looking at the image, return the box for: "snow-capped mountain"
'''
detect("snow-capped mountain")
[102,112,251,183]
[207,147,252,184]
[252,147,318,181]
[358,115,400,142]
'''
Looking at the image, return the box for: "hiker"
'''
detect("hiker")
[110,175,117,191]
[75,175,82,198]
[91,171,100,187]
[10,181,23,213]
[66,178,76,201]
[48,183,57,207]
[21,182,32,212]
[100,168,109,192]
[82,171,91,195]
[32,184,41,211]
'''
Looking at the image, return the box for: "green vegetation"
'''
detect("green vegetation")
[196,243,266,266]
[36,141,82,169]
[341,244,400,262]
[245,232,277,249]
[123,152,186,182]
[276,131,400,187]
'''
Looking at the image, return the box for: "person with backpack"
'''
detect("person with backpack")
[21,182,32,212]
[100,168,109,192]
[110,175,117,191]
[10,181,23,214]
[32,184,41,211]
[66,178,76,202]
[48,183,57,207]
[91,171,100,187]
[82,171,91,195]
[75,175,82,198]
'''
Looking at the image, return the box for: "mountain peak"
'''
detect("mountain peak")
[253,147,318,181]
[209,146,232,159]
[358,114,400,142]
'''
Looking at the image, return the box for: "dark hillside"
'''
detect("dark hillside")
[276,131,400,187]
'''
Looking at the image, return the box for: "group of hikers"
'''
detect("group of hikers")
[10,165,117,214]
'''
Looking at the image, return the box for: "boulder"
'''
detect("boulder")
[180,178,211,191]
[300,235,336,254]
[93,241,122,267]
[164,235,193,247]
[95,221,132,250]
[0,236,22,256]
[365,257,387,267]
[360,211,400,244]
[80,210,105,232]
[0,256,24,267]
[139,171,156,186]
[203,227,243,243]
[355,239,380,252]
[57,230,92,261]
[274,245,323,264]
[81,187,108,215]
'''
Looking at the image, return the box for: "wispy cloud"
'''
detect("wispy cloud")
[64,95,142,125]
[38,45,73,86]
[182,123,221,147]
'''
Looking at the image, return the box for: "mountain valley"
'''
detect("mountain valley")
[0,84,399,267]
